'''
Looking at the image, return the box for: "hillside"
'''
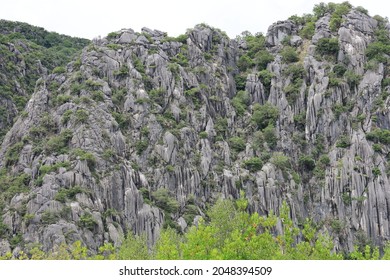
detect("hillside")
[1,2,390,258]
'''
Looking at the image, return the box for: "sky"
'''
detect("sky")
[0,0,389,40]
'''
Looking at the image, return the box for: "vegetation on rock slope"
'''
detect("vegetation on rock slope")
[1,2,390,259]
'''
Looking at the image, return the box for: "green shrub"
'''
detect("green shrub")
[299,155,316,171]
[4,142,24,167]
[199,131,208,139]
[234,73,247,91]
[344,70,361,88]
[263,124,278,149]
[91,91,104,102]
[333,64,347,77]
[270,152,290,170]
[114,65,129,78]
[79,213,97,231]
[232,90,250,116]
[229,136,246,153]
[300,21,315,39]
[55,186,86,203]
[72,149,96,169]
[0,221,9,238]
[372,144,382,153]
[136,140,148,154]
[281,46,299,63]
[215,118,228,140]
[328,2,352,32]
[252,103,279,130]
[44,130,73,154]
[75,109,89,123]
[61,110,73,125]
[372,167,381,177]
[55,94,72,106]
[175,34,188,44]
[319,155,331,166]
[336,135,351,148]
[258,70,274,91]
[112,112,131,129]
[151,188,179,213]
[149,87,166,106]
[316,38,339,56]
[52,66,66,74]
[365,42,390,62]
[238,54,253,71]
[172,52,188,67]
[107,32,119,40]
[254,50,274,71]
[243,157,263,172]
[41,211,59,225]
[366,128,390,145]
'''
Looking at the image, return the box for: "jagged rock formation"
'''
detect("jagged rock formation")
[1,4,390,256]
[0,20,89,141]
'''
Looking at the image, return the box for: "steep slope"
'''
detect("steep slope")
[0,20,89,141]
[1,3,390,256]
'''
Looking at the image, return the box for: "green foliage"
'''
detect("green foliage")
[270,152,290,170]
[251,103,279,130]
[44,129,73,154]
[151,188,179,214]
[333,64,347,77]
[258,70,274,92]
[316,37,339,56]
[229,136,246,153]
[336,135,351,148]
[329,2,352,32]
[372,167,381,177]
[238,32,273,71]
[281,46,299,63]
[4,141,24,167]
[232,90,250,116]
[107,32,119,40]
[263,124,278,149]
[299,155,316,171]
[135,140,148,154]
[234,73,247,91]
[112,112,131,129]
[344,70,361,88]
[366,128,390,144]
[41,211,59,225]
[149,87,166,106]
[214,118,228,140]
[52,66,66,74]
[155,227,181,259]
[55,186,86,203]
[199,131,208,139]
[0,221,9,238]
[237,54,253,71]
[79,213,97,231]
[300,21,315,39]
[365,42,390,62]
[114,65,129,78]
[172,51,189,67]
[243,157,263,172]
[71,149,96,169]
[118,232,151,259]
[75,109,89,124]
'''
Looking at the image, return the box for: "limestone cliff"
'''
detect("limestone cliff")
[1,4,390,255]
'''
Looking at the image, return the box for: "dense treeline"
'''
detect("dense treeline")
[2,196,390,260]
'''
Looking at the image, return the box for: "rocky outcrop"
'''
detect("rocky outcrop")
[1,6,390,256]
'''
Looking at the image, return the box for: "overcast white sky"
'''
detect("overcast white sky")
[0,0,388,39]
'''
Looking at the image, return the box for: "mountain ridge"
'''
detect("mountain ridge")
[1,2,390,257]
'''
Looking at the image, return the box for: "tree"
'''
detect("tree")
[118,232,151,260]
